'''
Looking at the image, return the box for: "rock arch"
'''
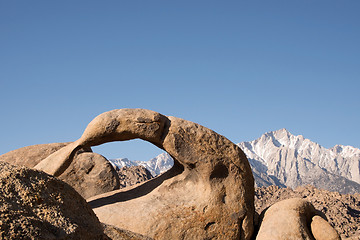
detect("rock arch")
[35,108,255,240]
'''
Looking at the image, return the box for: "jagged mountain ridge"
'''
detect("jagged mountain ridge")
[238,128,360,194]
[109,153,173,177]
[109,129,360,194]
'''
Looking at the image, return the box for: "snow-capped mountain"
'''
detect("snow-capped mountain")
[109,129,360,194]
[109,158,138,169]
[109,152,173,177]
[238,128,360,194]
[136,153,174,176]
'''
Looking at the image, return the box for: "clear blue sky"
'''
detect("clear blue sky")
[1,1,359,161]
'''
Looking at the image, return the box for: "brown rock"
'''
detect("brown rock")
[59,152,120,199]
[0,161,107,240]
[256,198,340,240]
[102,223,153,240]
[0,142,71,167]
[311,216,340,240]
[255,185,360,239]
[256,198,316,239]
[0,143,120,199]
[35,109,255,240]
[117,165,153,188]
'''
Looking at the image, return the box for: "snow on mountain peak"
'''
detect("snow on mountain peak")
[238,128,360,193]
[109,153,174,177]
[269,128,307,149]
[331,145,360,158]
[108,158,136,170]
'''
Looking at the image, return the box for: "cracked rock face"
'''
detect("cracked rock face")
[0,161,107,240]
[256,198,340,240]
[0,143,120,199]
[35,109,255,240]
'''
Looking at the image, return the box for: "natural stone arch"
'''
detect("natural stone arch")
[35,108,255,240]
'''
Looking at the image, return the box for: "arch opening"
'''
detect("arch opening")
[92,139,166,162]
[91,139,175,184]
[87,139,184,209]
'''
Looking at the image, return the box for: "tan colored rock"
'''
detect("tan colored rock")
[0,161,107,240]
[58,152,120,199]
[0,142,71,167]
[102,223,153,240]
[311,216,340,240]
[35,108,255,240]
[344,234,360,240]
[256,198,340,240]
[117,165,153,188]
[0,143,120,199]
[254,185,360,238]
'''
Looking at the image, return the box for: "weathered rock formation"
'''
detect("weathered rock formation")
[255,185,360,239]
[311,215,340,240]
[0,143,120,199]
[2,108,356,240]
[256,198,340,240]
[34,108,255,240]
[0,161,107,239]
[117,165,153,188]
[0,142,72,167]
[58,152,120,199]
[102,223,152,240]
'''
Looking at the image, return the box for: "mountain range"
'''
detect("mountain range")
[109,152,173,177]
[109,128,360,194]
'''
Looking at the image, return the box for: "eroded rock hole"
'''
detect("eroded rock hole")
[85,164,94,174]
[210,163,229,179]
[204,222,216,230]
[188,163,196,169]
[222,194,227,204]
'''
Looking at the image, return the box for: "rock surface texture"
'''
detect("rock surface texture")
[256,198,340,240]
[117,165,153,188]
[0,142,71,167]
[0,161,107,240]
[102,223,153,240]
[311,216,340,240]
[0,143,120,199]
[34,108,255,240]
[58,152,120,199]
[255,185,360,239]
